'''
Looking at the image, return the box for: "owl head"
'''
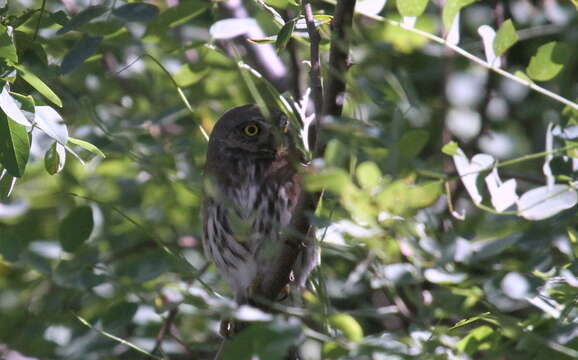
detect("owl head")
[207,104,290,159]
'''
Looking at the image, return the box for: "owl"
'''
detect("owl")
[202,105,317,333]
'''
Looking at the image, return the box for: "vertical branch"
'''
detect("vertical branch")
[301,0,324,154]
[323,0,357,118]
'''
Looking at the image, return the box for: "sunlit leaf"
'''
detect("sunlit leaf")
[484,169,518,212]
[397,0,430,17]
[59,206,94,252]
[67,137,105,158]
[493,19,518,57]
[0,110,29,177]
[442,0,477,30]
[304,168,352,194]
[34,106,68,145]
[8,92,35,124]
[424,268,467,284]
[457,325,495,355]
[328,313,364,342]
[0,25,17,62]
[0,87,31,126]
[383,15,436,53]
[356,161,382,190]
[210,19,260,40]
[355,0,387,16]
[453,151,494,204]
[478,25,500,67]
[442,141,459,156]
[517,184,577,220]
[14,64,63,107]
[526,41,570,81]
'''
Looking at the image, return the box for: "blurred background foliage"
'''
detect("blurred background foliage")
[0,0,578,359]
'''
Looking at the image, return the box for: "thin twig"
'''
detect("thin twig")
[33,0,47,41]
[152,308,179,355]
[323,0,357,118]
[301,0,324,154]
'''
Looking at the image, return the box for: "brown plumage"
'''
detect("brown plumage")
[202,105,316,320]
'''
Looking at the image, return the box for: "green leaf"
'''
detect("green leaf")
[68,137,105,158]
[112,3,159,22]
[526,41,570,81]
[442,141,459,156]
[324,139,348,167]
[9,92,35,124]
[0,171,16,199]
[14,64,63,107]
[275,19,296,52]
[304,168,352,194]
[102,302,139,329]
[442,0,478,30]
[173,65,207,88]
[0,227,25,262]
[397,0,430,17]
[0,25,17,63]
[457,325,495,355]
[116,250,168,283]
[57,6,108,35]
[0,110,30,177]
[44,142,65,175]
[383,14,436,53]
[356,161,382,190]
[407,181,443,208]
[329,313,364,342]
[59,206,94,252]
[143,2,208,40]
[397,129,429,158]
[493,19,518,57]
[223,321,302,360]
[514,70,532,83]
[61,36,102,74]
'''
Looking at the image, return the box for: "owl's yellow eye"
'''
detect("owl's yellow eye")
[243,123,260,136]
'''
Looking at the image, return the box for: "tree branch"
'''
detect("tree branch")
[323,0,356,117]
[301,0,324,154]
[219,0,289,92]
[152,308,179,355]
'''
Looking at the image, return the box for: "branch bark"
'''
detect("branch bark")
[301,0,324,155]
[219,0,289,92]
[323,0,357,118]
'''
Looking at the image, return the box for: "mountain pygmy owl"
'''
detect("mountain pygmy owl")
[202,105,317,316]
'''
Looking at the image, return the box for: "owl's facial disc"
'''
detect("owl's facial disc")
[223,119,279,156]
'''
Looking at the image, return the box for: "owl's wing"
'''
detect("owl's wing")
[255,174,315,300]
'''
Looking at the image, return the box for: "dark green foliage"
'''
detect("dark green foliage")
[0,1,577,360]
